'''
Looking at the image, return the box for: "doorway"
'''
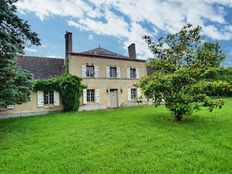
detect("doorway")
[110,89,118,108]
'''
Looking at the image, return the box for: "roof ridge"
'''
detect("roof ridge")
[19,55,64,60]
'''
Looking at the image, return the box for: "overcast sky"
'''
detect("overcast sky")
[16,0,232,66]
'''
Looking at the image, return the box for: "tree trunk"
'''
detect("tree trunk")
[175,114,183,121]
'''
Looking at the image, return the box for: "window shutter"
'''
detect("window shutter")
[128,88,131,101]
[137,88,141,97]
[117,67,121,78]
[127,68,130,78]
[37,91,44,107]
[94,66,99,78]
[106,66,110,78]
[95,89,100,103]
[83,89,87,104]
[54,91,60,106]
[136,68,140,79]
[82,65,86,78]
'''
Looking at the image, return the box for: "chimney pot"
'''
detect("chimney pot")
[128,43,136,59]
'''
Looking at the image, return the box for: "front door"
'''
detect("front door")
[110,89,118,108]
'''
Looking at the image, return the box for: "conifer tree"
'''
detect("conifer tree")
[0,0,40,108]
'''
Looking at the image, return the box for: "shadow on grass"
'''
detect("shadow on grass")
[144,109,222,132]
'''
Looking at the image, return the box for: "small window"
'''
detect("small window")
[130,68,136,78]
[131,89,137,100]
[86,65,94,78]
[87,89,95,102]
[110,67,117,78]
[44,91,54,105]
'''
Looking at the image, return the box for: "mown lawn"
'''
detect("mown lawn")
[0,102,232,174]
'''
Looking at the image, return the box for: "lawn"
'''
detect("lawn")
[0,103,232,174]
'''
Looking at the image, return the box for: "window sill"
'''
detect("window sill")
[43,104,55,108]
[86,102,96,104]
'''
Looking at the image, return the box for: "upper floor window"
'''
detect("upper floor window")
[130,68,136,78]
[44,91,54,105]
[82,65,99,78]
[106,66,120,78]
[86,65,94,78]
[110,67,117,78]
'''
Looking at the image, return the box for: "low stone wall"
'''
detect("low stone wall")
[0,110,62,119]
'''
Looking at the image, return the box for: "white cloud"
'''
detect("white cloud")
[46,54,63,59]
[25,48,37,53]
[88,34,93,40]
[17,0,232,59]
[203,25,232,40]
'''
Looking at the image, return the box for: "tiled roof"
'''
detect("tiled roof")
[71,47,146,62]
[17,56,65,80]
[79,47,129,59]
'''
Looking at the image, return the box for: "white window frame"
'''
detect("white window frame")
[110,67,117,78]
[87,89,95,102]
[131,88,138,100]
[37,90,60,107]
[86,65,95,78]
[83,89,100,104]
[130,68,136,79]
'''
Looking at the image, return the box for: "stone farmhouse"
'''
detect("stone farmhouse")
[0,32,147,118]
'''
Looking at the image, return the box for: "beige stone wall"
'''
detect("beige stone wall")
[0,92,63,118]
[69,55,148,110]
[69,55,147,79]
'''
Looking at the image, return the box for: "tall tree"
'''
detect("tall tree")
[0,0,40,109]
[140,24,231,121]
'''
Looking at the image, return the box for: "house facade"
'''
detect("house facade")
[65,32,147,111]
[0,32,148,118]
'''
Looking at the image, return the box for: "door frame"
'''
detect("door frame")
[109,89,118,108]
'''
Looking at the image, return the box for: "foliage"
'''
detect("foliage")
[34,73,86,112]
[0,0,40,109]
[140,24,231,121]
[206,67,232,96]
[1,104,232,173]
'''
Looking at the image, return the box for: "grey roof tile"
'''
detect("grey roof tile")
[79,47,129,59]
[17,56,64,80]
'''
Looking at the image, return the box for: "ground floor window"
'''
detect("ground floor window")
[44,91,54,105]
[87,89,95,102]
[131,89,137,100]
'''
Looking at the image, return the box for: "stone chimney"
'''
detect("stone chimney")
[128,43,136,59]
[65,31,72,57]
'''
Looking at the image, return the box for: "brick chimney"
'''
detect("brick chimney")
[65,31,72,57]
[128,43,136,59]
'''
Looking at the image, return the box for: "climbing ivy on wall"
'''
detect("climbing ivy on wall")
[34,73,86,112]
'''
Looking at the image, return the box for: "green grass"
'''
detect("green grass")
[1,102,232,174]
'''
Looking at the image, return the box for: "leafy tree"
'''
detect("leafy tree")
[140,24,231,121]
[0,0,40,109]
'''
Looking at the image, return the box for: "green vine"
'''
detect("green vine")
[33,73,86,112]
